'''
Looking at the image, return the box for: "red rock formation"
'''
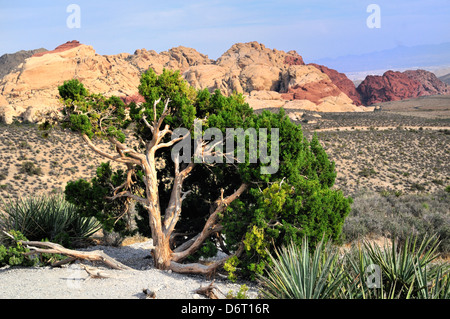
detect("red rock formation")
[309,63,362,106]
[32,41,82,57]
[120,93,145,105]
[284,51,305,66]
[357,70,424,105]
[403,69,450,95]
[281,79,342,104]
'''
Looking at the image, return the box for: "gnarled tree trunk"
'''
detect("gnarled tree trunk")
[75,98,248,274]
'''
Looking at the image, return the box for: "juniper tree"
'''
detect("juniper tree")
[45,69,351,277]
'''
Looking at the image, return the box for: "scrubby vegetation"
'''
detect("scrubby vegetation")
[43,70,351,276]
[0,194,101,248]
[0,230,36,267]
[342,189,450,255]
[260,235,450,299]
[0,74,448,299]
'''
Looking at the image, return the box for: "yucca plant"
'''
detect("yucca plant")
[362,234,442,299]
[341,243,382,299]
[259,237,345,299]
[0,194,101,247]
[414,261,450,299]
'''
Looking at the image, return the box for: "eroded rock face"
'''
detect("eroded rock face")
[0,48,47,79]
[357,71,423,105]
[281,79,342,104]
[130,46,213,74]
[0,42,216,122]
[356,69,450,105]
[183,41,305,95]
[32,40,82,58]
[403,69,450,95]
[309,63,362,106]
[0,94,14,124]
[0,40,370,123]
[1,44,141,112]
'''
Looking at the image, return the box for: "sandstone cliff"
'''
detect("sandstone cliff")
[0,40,369,124]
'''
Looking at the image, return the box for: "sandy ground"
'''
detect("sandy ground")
[0,239,259,299]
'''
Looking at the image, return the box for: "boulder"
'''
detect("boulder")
[280,65,329,92]
[0,96,14,124]
[357,70,423,105]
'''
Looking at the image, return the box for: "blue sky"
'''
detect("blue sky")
[1,0,449,62]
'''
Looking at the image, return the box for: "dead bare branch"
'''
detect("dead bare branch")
[171,183,248,262]
[194,280,220,299]
[3,231,132,270]
[81,134,141,166]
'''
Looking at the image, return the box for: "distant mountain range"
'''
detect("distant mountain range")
[310,42,450,75]
[440,73,450,85]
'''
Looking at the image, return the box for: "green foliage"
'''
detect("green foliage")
[131,68,197,134]
[223,255,240,282]
[55,70,351,277]
[362,234,441,299]
[226,284,250,299]
[58,79,88,101]
[0,194,100,247]
[186,238,218,262]
[260,235,450,299]
[65,162,134,236]
[69,114,94,138]
[56,79,129,141]
[260,237,345,299]
[0,230,36,267]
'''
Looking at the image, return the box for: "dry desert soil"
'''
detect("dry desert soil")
[0,95,449,299]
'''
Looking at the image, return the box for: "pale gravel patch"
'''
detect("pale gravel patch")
[0,240,260,299]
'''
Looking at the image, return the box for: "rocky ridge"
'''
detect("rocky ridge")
[2,40,449,124]
[0,48,47,79]
[0,41,370,123]
[357,69,450,105]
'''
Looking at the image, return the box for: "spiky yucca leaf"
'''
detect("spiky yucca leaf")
[0,194,100,246]
[363,234,441,298]
[259,238,345,299]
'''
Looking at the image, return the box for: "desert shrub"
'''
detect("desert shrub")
[358,167,377,178]
[343,189,450,255]
[0,230,36,267]
[19,161,42,176]
[0,194,101,247]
